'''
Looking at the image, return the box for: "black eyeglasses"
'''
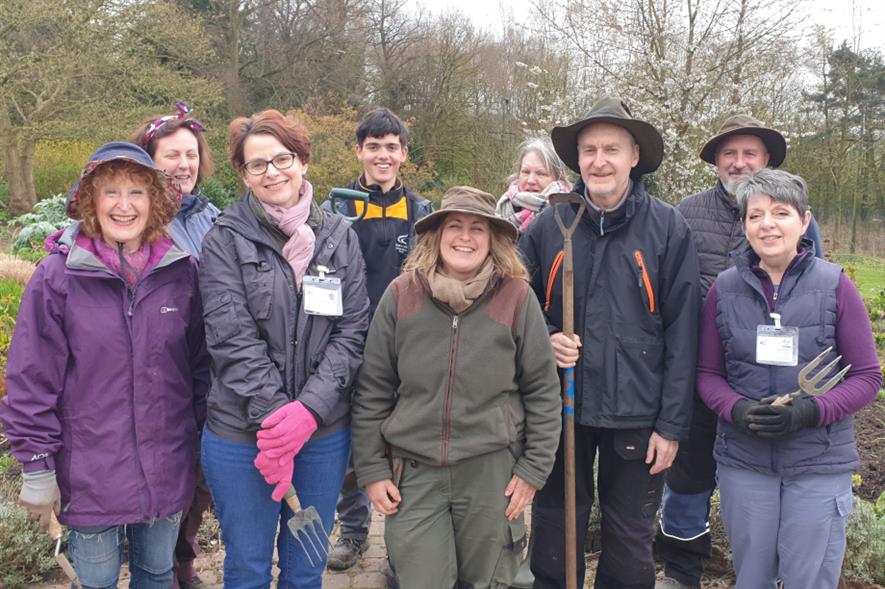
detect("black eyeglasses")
[242,152,298,175]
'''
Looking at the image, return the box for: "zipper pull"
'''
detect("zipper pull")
[452,316,459,329]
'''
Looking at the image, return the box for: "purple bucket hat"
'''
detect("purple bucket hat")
[66,142,181,219]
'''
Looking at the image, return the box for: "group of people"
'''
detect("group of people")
[0,96,880,589]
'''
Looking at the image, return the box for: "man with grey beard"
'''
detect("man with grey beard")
[656,115,823,589]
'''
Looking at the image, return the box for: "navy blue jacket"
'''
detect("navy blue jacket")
[520,180,700,440]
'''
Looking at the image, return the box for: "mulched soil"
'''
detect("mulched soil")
[854,398,885,502]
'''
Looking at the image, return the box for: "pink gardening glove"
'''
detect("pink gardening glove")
[254,450,294,502]
[256,401,318,459]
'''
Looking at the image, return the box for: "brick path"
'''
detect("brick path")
[38,510,715,588]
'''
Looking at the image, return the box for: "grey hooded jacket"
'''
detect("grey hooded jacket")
[199,193,370,443]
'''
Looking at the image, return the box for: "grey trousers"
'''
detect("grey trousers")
[718,465,852,589]
[385,448,526,589]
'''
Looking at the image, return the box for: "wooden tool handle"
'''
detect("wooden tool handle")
[49,510,63,539]
[284,485,302,512]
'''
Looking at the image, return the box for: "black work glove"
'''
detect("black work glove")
[730,399,757,433]
[746,396,820,439]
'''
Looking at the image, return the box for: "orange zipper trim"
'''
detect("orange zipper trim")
[633,250,655,313]
[544,250,564,311]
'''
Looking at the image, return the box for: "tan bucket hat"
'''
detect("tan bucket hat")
[551,95,664,179]
[415,186,519,241]
[699,114,787,167]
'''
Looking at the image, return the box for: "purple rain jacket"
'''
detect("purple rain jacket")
[1,224,210,526]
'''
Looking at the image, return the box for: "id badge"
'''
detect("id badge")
[303,274,343,316]
[756,313,798,366]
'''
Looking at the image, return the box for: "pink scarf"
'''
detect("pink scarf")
[75,231,172,287]
[260,181,315,288]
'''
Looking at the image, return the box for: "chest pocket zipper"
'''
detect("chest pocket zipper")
[633,250,655,314]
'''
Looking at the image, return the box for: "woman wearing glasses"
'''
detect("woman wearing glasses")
[198,109,370,588]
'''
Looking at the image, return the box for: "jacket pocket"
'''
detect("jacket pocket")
[491,517,527,587]
[203,293,239,346]
[615,337,664,416]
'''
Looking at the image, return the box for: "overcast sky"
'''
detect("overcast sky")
[415,0,885,53]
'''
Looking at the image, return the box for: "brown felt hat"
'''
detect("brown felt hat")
[551,95,664,179]
[700,114,787,167]
[415,186,518,241]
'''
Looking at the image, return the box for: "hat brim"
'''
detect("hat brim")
[415,208,519,241]
[551,116,664,179]
[699,127,786,168]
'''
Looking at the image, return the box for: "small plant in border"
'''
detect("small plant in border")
[9,195,73,261]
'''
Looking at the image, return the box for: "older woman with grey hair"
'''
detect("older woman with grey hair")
[496,137,571,233]
[696,169,881,588]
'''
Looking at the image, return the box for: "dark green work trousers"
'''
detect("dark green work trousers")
[385,448,527,589]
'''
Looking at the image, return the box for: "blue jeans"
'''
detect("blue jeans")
[202,426,350,589]
[68,512,181,589]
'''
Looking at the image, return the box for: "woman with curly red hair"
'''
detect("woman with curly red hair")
[1,142,210,588]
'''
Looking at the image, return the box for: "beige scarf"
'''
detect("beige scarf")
[425,257,495,313]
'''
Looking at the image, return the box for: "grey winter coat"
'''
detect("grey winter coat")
[199,193,370,443]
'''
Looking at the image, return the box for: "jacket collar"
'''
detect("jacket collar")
[59,223,190,276]
[713,180,739,213]
[215,191,345,258]
[355,176,405,206]
[570,178,647,236]
[178,190,210,219]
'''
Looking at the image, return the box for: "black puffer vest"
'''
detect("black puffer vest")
[676,181,745,298]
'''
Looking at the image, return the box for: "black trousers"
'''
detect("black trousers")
[530,425,663,589]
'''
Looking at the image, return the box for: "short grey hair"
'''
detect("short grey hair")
[736,168,810,221]
[507,137,570,185]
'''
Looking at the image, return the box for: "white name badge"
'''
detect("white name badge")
[303,274,343,317]
[756,321,799,366]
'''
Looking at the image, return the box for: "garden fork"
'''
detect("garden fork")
[283,485,331,567]
[770,346,851,406]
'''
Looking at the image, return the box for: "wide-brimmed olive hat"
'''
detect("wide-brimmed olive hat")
[700,114,786,167]
[551,95,664,179]
[415,186,518,241]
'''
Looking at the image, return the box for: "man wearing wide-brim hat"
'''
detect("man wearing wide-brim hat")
[654,114,826,589]
[519,96,701,589]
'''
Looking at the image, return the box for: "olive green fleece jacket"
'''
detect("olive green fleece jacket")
[352,272,562,491]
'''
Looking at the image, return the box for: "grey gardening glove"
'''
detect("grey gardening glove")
[20,470,61,532]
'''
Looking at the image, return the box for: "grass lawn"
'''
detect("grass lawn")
[831,253,885,300]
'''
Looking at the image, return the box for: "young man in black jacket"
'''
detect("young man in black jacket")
[325,108,432,571]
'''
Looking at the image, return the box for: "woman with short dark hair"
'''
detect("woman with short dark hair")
[697,169,881,588]
[198,109,370,588]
